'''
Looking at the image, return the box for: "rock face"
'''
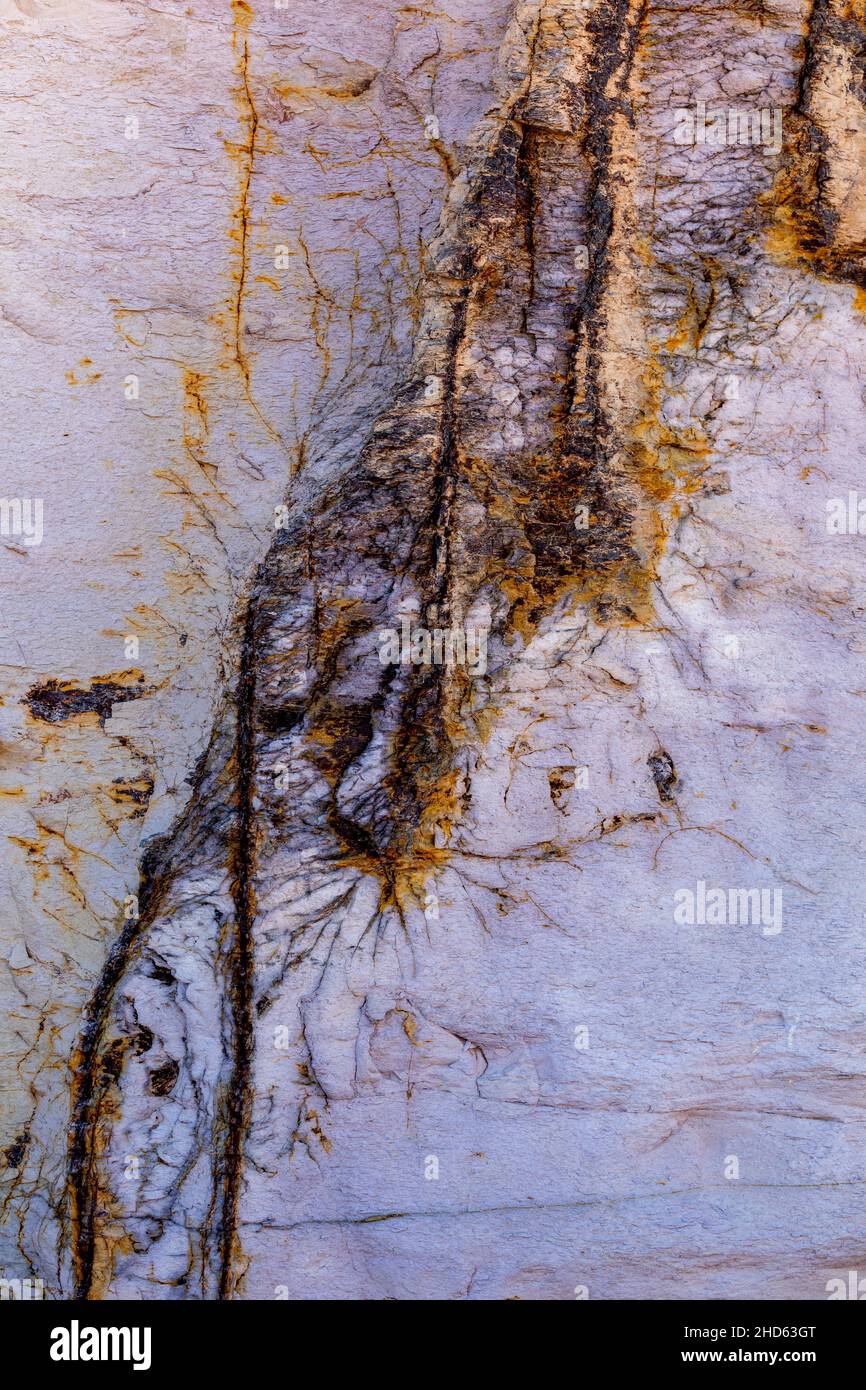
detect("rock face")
[3,0,866,1301]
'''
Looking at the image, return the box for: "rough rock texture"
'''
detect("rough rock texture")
[3,0,866,1300]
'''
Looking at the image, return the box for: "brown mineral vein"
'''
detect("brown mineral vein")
[226,0,288,453]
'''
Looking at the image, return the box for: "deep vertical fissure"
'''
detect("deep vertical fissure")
[570,0,649,444]
[427,281,472,616]
[216,595,259,1299]
[516,121,538,335]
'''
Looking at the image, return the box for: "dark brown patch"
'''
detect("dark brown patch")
[148,1059,180,1097]
[648,748,678,803]
[3,1131,30,1169]
[27,674,150,726]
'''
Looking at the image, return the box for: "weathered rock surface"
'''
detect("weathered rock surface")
[3,0,866,1300]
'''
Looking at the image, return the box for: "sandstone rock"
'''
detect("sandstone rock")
[2,0,866,1302]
